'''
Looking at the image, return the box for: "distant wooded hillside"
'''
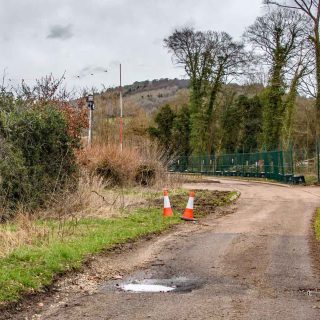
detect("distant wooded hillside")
[95,78,189,115]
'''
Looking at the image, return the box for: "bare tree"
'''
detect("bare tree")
[17,73,70,105]
[164,28,212,114]
[164,28,248,154]
[264,0,320,136]
[244,8,311,149]
[206,32,248,118]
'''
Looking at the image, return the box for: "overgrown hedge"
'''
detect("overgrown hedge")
[0,96,82,217]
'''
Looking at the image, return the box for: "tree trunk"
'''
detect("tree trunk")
[282,77,299,148]
[264,58,285,150]
[314,27,320,139]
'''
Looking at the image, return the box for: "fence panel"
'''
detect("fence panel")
[170,150,295,183]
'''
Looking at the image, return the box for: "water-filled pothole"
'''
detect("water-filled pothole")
[120,284,175,293]
[115,277,202,293]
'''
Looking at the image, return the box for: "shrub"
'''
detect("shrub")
[79,145,138,186]
[96,159,127,186]
[135,163,156,186]
[0,104,81,211]
[0,140,29,218]
[78,143,167,188]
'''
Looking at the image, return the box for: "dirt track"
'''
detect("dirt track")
[9,179,320,319]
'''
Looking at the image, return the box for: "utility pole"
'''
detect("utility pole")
[119,64,123,151]
[88,108,92,145]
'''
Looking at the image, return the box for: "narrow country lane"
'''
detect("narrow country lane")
[23,180,320,319]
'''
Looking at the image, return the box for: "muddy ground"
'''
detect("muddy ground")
[2,179,320,320]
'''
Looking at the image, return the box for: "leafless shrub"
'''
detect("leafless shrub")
[77,142,177,188]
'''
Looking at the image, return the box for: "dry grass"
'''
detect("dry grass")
[78,142,178,189]
[0,213,51,258]
[43,170,154,220]
[78,144,138,185]
[0,172,148,258]
[0,142,182,259]
[44,172,111,219]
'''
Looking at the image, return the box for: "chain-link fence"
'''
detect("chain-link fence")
[293,145,320,184]
[169,149,309,184]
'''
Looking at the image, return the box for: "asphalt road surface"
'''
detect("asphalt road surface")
[18,179,320,319]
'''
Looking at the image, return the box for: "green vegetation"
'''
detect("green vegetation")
[315,209,320,240]
[164,29,247,155]
[265,0,320,139]
[0,209,179,303]
[1,0,319,308]
[151,5,314,158]
[149,95,264,156]
[148,104,191,157]
[1,106,76,210]
[0,91,87,217]
[304,175,319,186]
[148,104,176,150]
[0,189,235,304]
[220,95,263,153]
[245,9,310,150]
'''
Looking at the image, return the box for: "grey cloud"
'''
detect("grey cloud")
[77,65,108,77]
[47,24,73,40]
[0,0,262,89]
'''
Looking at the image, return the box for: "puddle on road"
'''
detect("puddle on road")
[120,284,175,293]
[103,277,203,294]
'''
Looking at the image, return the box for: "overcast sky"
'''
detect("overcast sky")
[0,0,264,92]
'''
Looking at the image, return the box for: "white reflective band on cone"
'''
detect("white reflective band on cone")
[164,196,171,208]
[186,197,194,209]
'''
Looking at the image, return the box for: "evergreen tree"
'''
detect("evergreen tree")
[148,104,176,153]
[241,95,263,152]
[172,105,191,157]
[148,104,192,157]
[220,95,263,153]
[220,98,244,153]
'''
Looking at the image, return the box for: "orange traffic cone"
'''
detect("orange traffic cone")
[163,189,173,217]
[181,191,197,221]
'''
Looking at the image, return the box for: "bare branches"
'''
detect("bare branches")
[265,1,319,32]
[244,6,313,148]
[164,28,249,153]
[164,27,213,92]
[244,7,312,92]
[164,28,248,92]
[265,0,318,19]
[17,73,69,103]
[266,0,320,125]
[300,73,317,97]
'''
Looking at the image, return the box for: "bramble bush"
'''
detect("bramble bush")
[0,93,87,218]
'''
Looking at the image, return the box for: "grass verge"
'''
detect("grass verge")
[0,189,236,305]
[0,209,180,303]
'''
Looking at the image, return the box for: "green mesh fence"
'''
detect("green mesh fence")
[293,146,319,184]
[170,150,295,183]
